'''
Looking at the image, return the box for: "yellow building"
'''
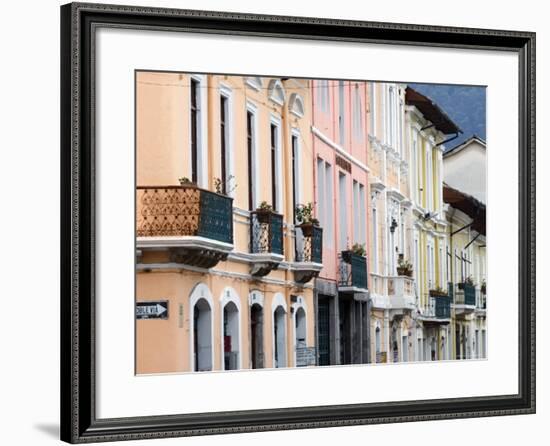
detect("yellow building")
[404,87,461,361]
[135,73,322,373]
[367,82,416,363]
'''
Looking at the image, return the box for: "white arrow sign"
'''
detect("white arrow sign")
[136,301,168,319]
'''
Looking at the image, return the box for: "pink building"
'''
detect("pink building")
[311,79,371,365]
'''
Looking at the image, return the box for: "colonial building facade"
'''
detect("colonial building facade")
[443,136,487,360]
[311,79,371,366]
[135,73,322,373]
[367,82,416,364]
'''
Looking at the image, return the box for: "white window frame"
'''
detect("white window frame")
[189,74,209,188]
[246,101,260,209]
[219,84,235,197]
[271,293,288,368]
[270,114,283,213]
[291,128,302,217]
[219,287,242,370]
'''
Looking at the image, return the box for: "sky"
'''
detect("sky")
[408,83,486,149]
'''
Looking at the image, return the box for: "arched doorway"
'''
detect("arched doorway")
[193,298,212,371]
[250,303,264,369]
[273,306,287,368]
[223,301,239,370]
[294,307,306,366]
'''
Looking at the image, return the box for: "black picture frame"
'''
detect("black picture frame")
[60,2,536,443]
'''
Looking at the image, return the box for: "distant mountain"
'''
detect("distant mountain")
[408,83,486,150]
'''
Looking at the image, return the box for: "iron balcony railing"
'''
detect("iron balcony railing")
[338,250,368,290]
[452,282,477,306]
[250,210,284,255]
[136,185,233,244]
[425,295,451,319]
[476,288,487,310]
[295,224,323,264]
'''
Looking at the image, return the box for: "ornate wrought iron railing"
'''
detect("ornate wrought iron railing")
[295,225,323,264]
[338,251,368,290]
[136,185,233,244]
[250,211,284,255]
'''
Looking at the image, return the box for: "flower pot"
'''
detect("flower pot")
[255,209,272,224]
[298,222,315,237]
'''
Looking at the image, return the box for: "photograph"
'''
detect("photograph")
[134,72,487,374]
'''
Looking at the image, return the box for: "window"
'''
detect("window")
[317,80,329,113]
[398,99,404,155]
[247,109,255,210]
[353,181,366,246]
[372,205,378,274]
[388,85,395,148]
[338,81,346,145]
[219,95,228,194]
[338,173,348,251]
[426,144,433,211]
[269,120,282,212]
[369,83,376,137]
[291,133,300,222]
[412,130,418,203]
[352,84,363,141]
[190,78,199,183]
[317,158,333,247]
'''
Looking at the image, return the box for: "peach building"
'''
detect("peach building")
[135,73,322,373]
[311,79,371,366]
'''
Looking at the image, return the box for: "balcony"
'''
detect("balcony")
[293,224,323,284]
[136,185,233,268]
[249,210,284,277]
[421,295,451,321]
[338,251,368,296]
[451,282,477,314]
[388,276,415,310]
[475,288,487,315]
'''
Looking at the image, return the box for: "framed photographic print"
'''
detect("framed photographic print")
[60,2,536,443]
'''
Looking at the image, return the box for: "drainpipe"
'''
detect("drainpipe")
[436,131,461,148]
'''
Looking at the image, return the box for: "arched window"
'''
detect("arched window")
[292,296,307,367]
[220,287,241,370]
[249,290,264,369]
[189,283,214,372]
[268,79,286,106]
[245,77,262,91]
[289,93,305,118]
[272,293,287,368]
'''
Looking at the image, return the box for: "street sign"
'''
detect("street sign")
[136,301,169,320]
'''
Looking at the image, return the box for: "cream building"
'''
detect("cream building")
[367,82,416,364]
[443,138,487,360]
[135,73,322,373]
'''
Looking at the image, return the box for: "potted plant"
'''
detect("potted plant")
[458,275,475,289]
[213,175,237,195]
[342,243,366,263]
[295,202,320,236]
[429,286,448,297]
[396,257,413,277]
[255,201,274,223]
[178,176,196,186]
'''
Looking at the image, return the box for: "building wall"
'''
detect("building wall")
[136,73,317,373]
[444,139,487,203]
